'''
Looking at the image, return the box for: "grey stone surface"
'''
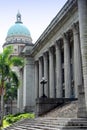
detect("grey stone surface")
[39,57,43,97]
[73,23,82,98]
[55,41,62,98]
[43,52,49,97]
[36,98,64,116]
[63,33,71,98]
[49,47,55,98]
[78,0,87,111]
[4,116,87,130]
[42,100,78,118]
[23,57,35,112]
[35,61,39,98]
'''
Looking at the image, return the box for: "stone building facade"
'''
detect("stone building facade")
[3,0,87,117]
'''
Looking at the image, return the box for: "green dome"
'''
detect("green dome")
[5,12,32,44]
[7,12,31,37]
[7,23,31,37]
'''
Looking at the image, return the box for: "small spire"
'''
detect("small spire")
[15,11,23,23]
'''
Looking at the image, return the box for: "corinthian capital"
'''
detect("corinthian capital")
[62,32,69,41]
[72,22,79,33]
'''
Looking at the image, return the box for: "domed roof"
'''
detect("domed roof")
[7,12,31,37]
[5,12,32,44]
[7,23,31,37]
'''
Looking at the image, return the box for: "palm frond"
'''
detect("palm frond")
[10,71,20,87]
[10,56,24,67]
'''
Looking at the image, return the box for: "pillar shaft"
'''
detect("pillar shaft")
[39,58,43,97]
[64,33,71,98]
[49,47,55,98]
[35,61,39,98]
[73,23,82,98]
[55,41,62,98]
[43,52,49,97]
[17,69,23,112]
[78,0,87,111]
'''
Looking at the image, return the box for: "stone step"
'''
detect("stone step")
[18,120,87,127]
[4,118,87,130]
[15,122,87,128]
[18,118,87,126]
[4,124,87,130]
[5,126,43,130]
[37,117,87,121]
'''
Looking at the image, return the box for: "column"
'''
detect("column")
[39,57,43,97]
[78,0,87,113]
[73,23,82,98]
[63,33,71,98]
[23,57,35,111]
[49,47,55,98]
[35,61,39,98]
[17,69,23,112]
[43,52,49,97]
[55,40,62,98]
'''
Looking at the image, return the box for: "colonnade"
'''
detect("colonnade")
[35,23,82,99]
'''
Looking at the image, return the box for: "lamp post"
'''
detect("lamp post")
[40,77,47,98]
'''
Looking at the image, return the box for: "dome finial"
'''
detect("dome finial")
[15,10,23,23]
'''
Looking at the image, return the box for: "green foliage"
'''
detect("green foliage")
[0,45,24,127]
[10,57,24,67]
[0,45,24,100]
[3,113,35,128]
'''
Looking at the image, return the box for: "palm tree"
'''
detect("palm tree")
[4,71,20,114]
[0,46,24,127]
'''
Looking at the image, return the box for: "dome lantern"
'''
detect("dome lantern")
[15,11,23,24]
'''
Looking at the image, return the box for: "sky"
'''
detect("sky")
[0,0,67,52]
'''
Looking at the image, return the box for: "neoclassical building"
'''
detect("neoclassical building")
[3,0,87,117]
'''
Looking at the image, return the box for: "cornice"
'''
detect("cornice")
[31,0,77,56]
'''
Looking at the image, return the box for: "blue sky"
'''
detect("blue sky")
[0,0,67,51]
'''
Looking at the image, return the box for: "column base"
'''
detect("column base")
[77,107,87,118]
[77,85,87,118]
[23,105,35,113]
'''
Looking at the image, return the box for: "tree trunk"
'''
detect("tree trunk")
[10,99,13,114]
[0,89,4,127]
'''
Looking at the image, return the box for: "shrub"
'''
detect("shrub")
[3,112,35,128]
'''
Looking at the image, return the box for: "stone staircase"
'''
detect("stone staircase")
[3,117,87,130]
[42,100,78,118]
[3,101,87,130]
